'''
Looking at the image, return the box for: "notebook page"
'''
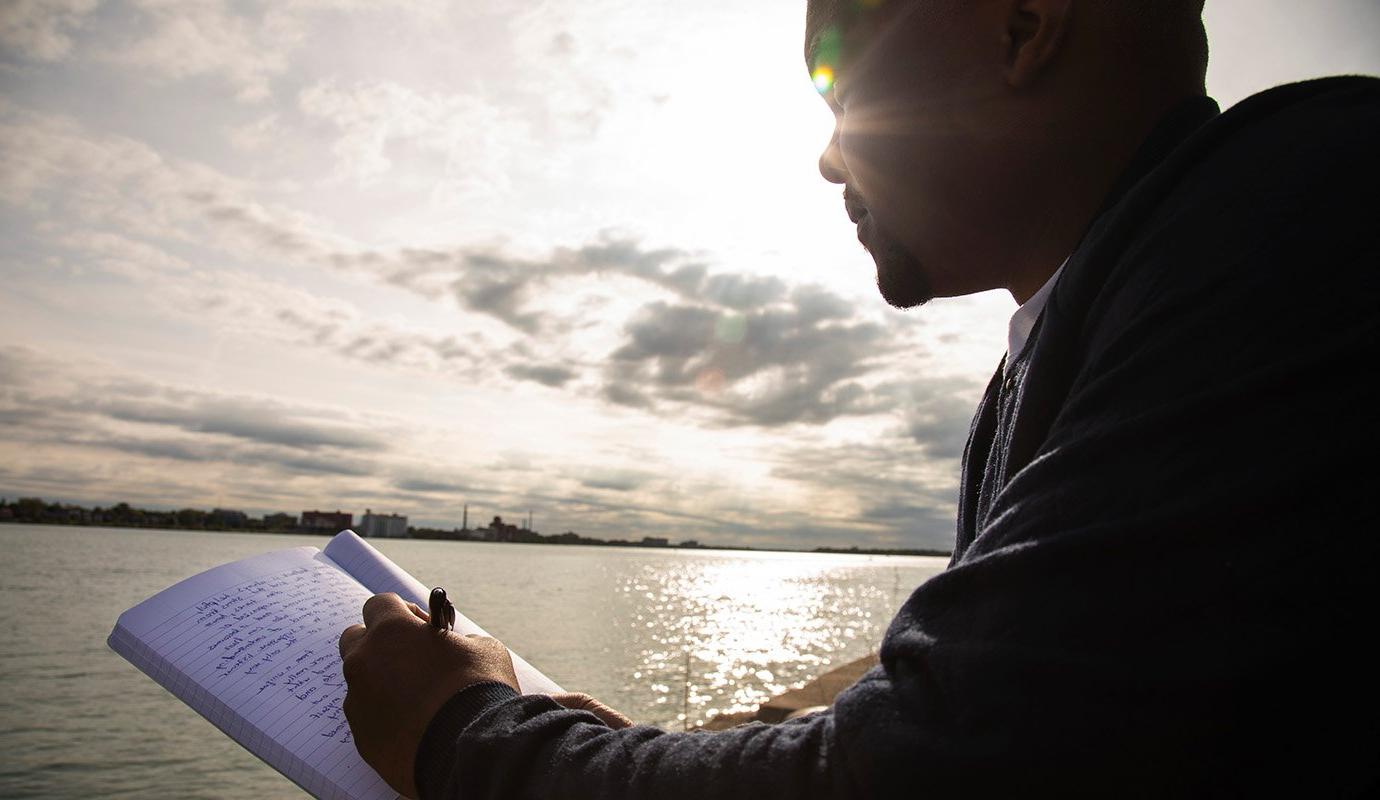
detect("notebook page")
[323,530,563,695]
[323,530,429,607]
[108,547,399,800]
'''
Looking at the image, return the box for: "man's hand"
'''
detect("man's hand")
[338,593,519,799]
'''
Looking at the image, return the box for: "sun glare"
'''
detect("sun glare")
[812,65,835,94]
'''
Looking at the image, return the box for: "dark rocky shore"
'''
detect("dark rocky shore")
[698,653,879,730]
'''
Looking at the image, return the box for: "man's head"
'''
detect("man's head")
[806,0,1208,306]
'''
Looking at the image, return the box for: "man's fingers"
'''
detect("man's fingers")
[341,594,420,662]
[339,623,366,658]
[361,592,414,627]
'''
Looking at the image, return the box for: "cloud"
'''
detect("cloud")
[0,346,394,481]
[228,114,283,152]
[42,231,491,383]
[0,105,281,245]
[601,382,652,409]
[505,363,578,388]
[91,393,388,451]
[99,432,373,477]
[894,380,980,460]
[107,1,289,102]
[2,104,952,455]
[769,437,965,551]
[298,80,526,191]
[578,469,654,493]
[603,298,894,427]
[449,255,548,333]
[561,237,788,311]
[0,0,99,62]
[393,477,471,494]
[80,0,447,103]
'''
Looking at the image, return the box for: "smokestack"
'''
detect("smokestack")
[463,504,468,531]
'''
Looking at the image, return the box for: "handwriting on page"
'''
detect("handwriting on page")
[142,562,383,794]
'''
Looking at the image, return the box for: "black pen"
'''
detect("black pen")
[428,587,456,631]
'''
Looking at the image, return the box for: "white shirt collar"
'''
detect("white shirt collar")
[1006,259,1068,362]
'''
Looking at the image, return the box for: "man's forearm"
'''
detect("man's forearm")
[415,682,847,800]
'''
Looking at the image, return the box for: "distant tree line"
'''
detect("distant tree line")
[813,545,952,558]
[0,497,313,534]
[0,498,950,557]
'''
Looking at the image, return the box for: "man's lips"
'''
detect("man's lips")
[843,187,869,224]
[844,189,872,247]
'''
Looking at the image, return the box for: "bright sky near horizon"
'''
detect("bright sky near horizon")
[2,1,1377,549]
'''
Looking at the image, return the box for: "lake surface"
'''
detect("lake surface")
[0,524,947,798]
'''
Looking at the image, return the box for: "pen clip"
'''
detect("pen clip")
[428,587,455,631]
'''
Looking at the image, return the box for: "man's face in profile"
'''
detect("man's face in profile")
[808,0,939,309]
[805,0,1022,307]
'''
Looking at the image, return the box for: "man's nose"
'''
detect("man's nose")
[818,131,849,185]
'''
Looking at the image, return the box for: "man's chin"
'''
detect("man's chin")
[867,236,933,309]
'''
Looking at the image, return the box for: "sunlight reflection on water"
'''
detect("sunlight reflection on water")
[356,537,949,730]
[605,552,942,727]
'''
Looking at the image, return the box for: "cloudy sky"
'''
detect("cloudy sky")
[2,0,1376,549]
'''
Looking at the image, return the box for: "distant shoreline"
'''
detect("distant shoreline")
[0,517,952,559]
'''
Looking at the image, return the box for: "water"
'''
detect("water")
[0,524,946,798]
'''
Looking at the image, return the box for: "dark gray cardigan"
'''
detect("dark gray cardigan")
[414,76,1380,798]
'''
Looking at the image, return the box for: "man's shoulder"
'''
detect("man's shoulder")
[1028,74,1379,417]
[1227,74,1380,122]
[1073,76,1378,331]
[1150,75,1379,243]
[1196,75,1380,192]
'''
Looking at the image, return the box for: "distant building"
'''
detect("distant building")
[208,508,248,528]
[302,509,353,532]
[263,512,297,529]
[641,536,669,547]
[484,515,540,543]
[361,509,409,538]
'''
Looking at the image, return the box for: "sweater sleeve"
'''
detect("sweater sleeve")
[414,680,854,800]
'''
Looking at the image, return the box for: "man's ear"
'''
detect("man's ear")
[1003,0,1072,89]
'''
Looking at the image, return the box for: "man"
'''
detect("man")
[338,1,1380,795]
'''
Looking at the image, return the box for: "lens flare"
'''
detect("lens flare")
[714,313,747,345]
[812,65,834,94]
[695,368,726,394]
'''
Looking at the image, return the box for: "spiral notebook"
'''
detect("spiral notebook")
[107,530,561,800]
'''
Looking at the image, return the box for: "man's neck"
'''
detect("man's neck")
[1009,262,1064,306]
[1005,91,1216,305]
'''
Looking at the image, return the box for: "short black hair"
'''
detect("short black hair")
[805,0,1209,86]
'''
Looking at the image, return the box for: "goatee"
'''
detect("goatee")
[865,224,934,309]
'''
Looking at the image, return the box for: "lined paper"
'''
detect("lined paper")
[109,547,398,800]
[109,531,563,799]
[323,531,430,607]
